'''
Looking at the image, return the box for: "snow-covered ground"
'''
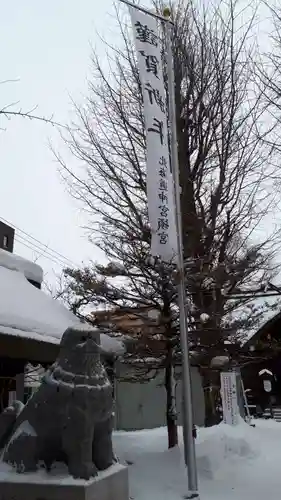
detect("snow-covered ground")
[0,417,279,499]
[114,419,281,500]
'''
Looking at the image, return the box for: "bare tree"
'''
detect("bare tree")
[257,3,281,156]
[0,79,63,131]
[56,0,280,437]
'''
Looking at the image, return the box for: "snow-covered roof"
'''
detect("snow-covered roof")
[258,369,273,376]
[0,249,43,285]
[0,254,124,356]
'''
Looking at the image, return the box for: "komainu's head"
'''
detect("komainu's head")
[58,325,102,374]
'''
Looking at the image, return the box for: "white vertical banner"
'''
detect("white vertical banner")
[129,8,177,262]
[220,371,239,425]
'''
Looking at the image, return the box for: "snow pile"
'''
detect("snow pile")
[113,419,281,500]
[0,249,43,284]
[0,260,124,354]
[196,417,259,479]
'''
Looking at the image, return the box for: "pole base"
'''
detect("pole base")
[183,493,200,499]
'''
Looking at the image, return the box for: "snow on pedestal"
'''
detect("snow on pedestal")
[0,462,128,500]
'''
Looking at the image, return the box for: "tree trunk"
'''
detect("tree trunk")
[165,357,178,448]
[202,369,221,427]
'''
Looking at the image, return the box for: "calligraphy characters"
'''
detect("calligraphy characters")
[158,156,170,245]
[131,11,177,259]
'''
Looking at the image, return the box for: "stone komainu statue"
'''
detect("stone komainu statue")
[0,326,116,480]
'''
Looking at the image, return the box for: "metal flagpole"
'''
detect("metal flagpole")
[163,16,199,499]
[119,0,199,497]
[119,0,170,23]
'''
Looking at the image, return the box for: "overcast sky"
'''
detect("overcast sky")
[0,0,150,287]
[0,0,274,289]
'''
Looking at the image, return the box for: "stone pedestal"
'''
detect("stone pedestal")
[0,463,129,500]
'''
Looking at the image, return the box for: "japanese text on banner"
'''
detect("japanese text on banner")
[220,372,239,426]
[129,8,177,262]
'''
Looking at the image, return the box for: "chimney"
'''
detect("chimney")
[0,221,15,253]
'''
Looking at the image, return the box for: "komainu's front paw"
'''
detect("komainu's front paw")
[68,461,98,480]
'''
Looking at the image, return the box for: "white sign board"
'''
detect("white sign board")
[220,371,239,425]
[263,380,272,393]
[130,8,177,262]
